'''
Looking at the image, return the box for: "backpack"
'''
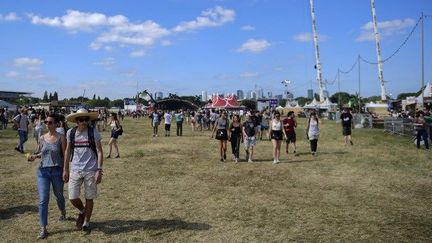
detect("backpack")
[69,126,97,161]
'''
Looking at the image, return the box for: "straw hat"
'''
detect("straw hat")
[66,108,98,123]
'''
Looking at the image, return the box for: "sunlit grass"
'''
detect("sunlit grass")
[0,116,431,242]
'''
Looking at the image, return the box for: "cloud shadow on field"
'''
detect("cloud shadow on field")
[0,205,38,220]
[91,218,211,235]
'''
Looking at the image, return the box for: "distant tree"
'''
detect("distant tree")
[240,99,257,110]
[278,99,287,107]
[330,92,351,106]
[294,97,312,106]
[49,92,53,101]
[365,95,382,103]
[397,92,418,100]
[93,94,96,100]
[53,91,58,101]
[110,99,124,108]
[97,96,101,100]
[43,91,49,102]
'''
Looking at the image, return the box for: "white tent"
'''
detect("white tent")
[319,98,337,110]
[303,98,319,109]
[284,102,293,108]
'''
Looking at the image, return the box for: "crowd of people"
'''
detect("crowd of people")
[7,104,432,239]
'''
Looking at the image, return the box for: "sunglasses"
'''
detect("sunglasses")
[44,120,54,125]
[77,118,89,122]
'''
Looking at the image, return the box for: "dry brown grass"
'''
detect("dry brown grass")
[0,116,431,242]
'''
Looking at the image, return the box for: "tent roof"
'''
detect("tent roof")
[207,95,241,108]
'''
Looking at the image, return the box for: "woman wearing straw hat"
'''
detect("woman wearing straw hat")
[63,108,103,231]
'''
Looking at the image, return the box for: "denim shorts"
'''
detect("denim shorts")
[244,136,256,148]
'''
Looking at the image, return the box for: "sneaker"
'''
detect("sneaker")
[277,159,281,163]
[223,153,226,160]
[76,212,85,230]
[58,215,66,222]
[14,147,21,153]
[106,155,111,159]
[115,155,120,158]
[350,141,354,146]
[293,150,296,154]
[235,158,239,163]
[37,229,48,239]
[273,160,277,164]
[248,159,253,163]
[220,158,224,162]
[82,222,90,231]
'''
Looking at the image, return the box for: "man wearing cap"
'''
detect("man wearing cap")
[63,109,103,231]
[13,107,29,153]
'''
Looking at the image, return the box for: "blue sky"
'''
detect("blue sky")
[0,0,431,100]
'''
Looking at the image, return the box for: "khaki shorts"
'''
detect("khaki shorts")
[69,170,97,200]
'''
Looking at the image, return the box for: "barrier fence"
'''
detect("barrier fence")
[383,117,418,139]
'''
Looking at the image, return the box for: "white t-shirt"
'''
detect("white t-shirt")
[164,113,172,124]
[66,127,102,172]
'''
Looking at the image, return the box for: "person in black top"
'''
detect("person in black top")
[228,114,243,163]
[242,113,257,162]
[340,108,354,145]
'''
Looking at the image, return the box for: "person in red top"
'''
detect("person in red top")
[283,111,297,154]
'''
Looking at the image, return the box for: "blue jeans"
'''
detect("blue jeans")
[17,130,28,151]
[37,167,65,227]
[416,128,429,149]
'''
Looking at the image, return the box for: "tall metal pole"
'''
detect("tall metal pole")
[370,0,387,101]
[358,55,361,112]
[421,12,425,107]
[337,69,341,108]
[309,0,326,102]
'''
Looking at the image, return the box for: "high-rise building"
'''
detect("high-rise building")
[154,92,163,100]
[236,90,244,100]
[250,91,257,100]
[274,94,283,100]
[267,91,273,99]
[307,89,314,99]
[257,88,264,99]
[201,91,207,102]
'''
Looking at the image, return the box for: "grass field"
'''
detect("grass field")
[0,116,431,242]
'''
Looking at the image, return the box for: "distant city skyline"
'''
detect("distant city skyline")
[1,1,431,100]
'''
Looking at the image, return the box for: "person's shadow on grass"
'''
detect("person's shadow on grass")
[90,218,211,235]
[0,205,38,220]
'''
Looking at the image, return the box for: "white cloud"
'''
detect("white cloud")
[214,73,234,80]
[172,6,235,32]
[236,39,271,54]
[241,25,255,31]
[6,71,20,77]
[293,32,329,42]
[161,40,173,46]
[29,7,235,53]
[14,57,44,66]
[240,72,258,78]
[0,12,21,21]
[104,46,113,51]
[130,49,145,57]
[79,80,109,90]
[94,57,115,66]
[356,18,416,42]
[31,10,128,32]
